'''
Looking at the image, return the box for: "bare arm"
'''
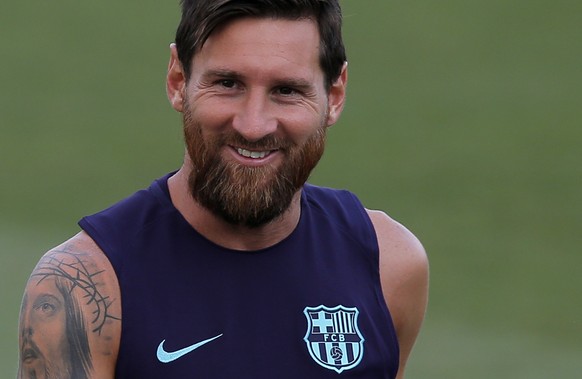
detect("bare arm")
[367,210,429,379]
[18,232,121,379]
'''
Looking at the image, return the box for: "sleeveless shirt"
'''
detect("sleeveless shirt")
[79,173,399,378]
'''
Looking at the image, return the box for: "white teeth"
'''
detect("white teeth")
[237,148,268,159]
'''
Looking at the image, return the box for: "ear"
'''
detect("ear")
[166,43,186,112]
[326,61,348,127]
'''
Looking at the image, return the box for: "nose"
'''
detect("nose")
[231,89,277,142]
[20,308,33,339]
[22,327,33,338]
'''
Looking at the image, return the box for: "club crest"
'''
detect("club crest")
[303,305,365,373]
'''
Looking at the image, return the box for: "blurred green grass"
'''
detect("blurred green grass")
[2,0,581,377]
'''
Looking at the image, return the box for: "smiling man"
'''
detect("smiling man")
[18,1,428,378]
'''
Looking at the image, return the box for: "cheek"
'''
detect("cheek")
[34,314,66,342]
[281,110,327,146]
[187,97,233,132]
[186,94,327,145]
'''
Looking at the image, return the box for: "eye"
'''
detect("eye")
[218,79,237,89]
[41,303,55,312]
[277,86,296,96]
[35,302,56,316]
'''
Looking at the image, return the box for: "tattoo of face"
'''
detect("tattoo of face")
[19,249,120,379]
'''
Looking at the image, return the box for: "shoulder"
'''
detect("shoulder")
[18,232,121,379]
[366,209,428,279]
[302,184,368,224]
[366,209,428,377]
[302,183,353,206]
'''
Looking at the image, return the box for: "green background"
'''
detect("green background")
[2,1,581,377]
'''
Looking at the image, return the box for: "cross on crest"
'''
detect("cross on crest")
[303,305,365,373]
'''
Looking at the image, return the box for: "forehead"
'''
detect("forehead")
[192,17,322,80]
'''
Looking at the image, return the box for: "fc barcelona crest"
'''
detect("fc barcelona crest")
[303,305,365,373]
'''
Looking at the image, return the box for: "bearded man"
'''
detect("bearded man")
[18,1,428,378]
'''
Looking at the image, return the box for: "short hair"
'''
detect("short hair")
[175,0,346,90]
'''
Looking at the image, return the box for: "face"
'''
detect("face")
[168,17,347,227]
[20,278,71,379]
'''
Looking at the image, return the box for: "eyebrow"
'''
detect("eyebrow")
[33,293,62,308]
[275,77,315,91]
[201,69,243,81]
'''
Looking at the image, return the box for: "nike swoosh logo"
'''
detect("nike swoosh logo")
[157,334,223,363]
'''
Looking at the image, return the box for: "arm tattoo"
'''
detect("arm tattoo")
[32,249,120,334]
[19,248,120,379]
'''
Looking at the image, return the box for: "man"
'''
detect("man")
[19,1,428,378]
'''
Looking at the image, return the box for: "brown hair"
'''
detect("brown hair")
[175,0,346,90]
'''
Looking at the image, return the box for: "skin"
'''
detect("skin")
[18,238,121,379]
[166,17,346,250]
[18,16,428,378]
[371,210,429,378]
[20,283,69,378]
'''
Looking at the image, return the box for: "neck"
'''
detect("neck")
[167,165,302,251]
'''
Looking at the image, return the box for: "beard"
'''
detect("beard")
[20,338,72,379]
[183,103,327,228]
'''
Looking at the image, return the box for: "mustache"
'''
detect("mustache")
[21,334,44,364]
[222,131,292,151]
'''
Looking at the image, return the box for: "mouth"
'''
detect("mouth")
[236,147,276,159]
[22,347,38,363]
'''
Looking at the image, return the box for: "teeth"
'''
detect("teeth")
[237,148,269,159]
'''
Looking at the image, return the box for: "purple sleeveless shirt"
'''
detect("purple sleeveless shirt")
[79,174,399,378]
